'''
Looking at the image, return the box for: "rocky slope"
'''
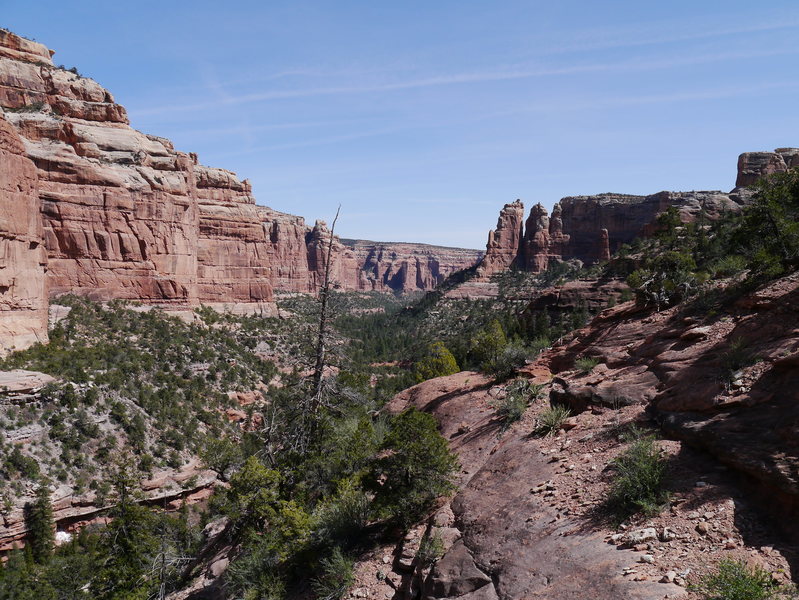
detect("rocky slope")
[342,269,799,599]
[0,29,481,353]
[545,272,799,517]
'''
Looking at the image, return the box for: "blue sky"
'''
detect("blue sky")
[4,1,799,248]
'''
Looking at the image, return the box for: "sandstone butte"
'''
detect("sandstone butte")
[0,29,482,355]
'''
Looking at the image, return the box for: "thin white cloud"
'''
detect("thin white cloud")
[170,117,378,139]
[198,79,799,162]
[129,45,799,118]
[545,16,799,56]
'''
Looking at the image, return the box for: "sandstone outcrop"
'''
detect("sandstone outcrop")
[384,373,682,599]
[736,147,799,187]
[344,239,482,292]
[542,271,799,521]
[476,200,524,277]
[474,187,748,280]
[0,460,216,553]
[0,114,47,353]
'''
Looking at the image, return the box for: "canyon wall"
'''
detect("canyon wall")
[475,163,778,276]
[0,114,47,353]
[0,30,482,351]
[736,148,799,187]
[0,29,796,350]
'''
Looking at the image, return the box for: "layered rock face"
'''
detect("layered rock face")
[475,199,524,277]
[0,115,47,353]
[736,147,799,187]
[558,190,743,260]
[0,29,482,343]
[344,238,482,292]
[476,180,749,277]
[195,166,273,311]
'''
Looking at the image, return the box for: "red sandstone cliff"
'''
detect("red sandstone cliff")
[736,148,799,187]
[475,199,524,277]
[0,114,47,353]
[0,29,482,351]
[475,173,755,279]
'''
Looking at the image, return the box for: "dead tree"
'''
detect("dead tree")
[311,205,340,415]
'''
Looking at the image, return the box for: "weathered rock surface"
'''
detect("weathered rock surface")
[0,369,55,404]
[0,114,48,353]
[542,271,799,523]
[387,373,681,599]
[344,239,482,292]
[519,201,571,272]
[736,148,799,187]
[0,459,216,553]
[476,200,524,278]
[469,152,761,286]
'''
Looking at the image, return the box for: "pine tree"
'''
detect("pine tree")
[25,481,54,564]
[413,341,460,382]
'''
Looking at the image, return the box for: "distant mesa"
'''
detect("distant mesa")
[471,151,792,279]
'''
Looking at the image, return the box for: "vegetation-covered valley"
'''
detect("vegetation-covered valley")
[1,168,799,600]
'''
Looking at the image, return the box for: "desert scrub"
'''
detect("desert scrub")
[534,404,571,437]
[416,530,445,568]
[607,428,668,518]
[312,548,355,600]
[492,378,541,432]
[691,558,797,600]
[574,356,600,374]
[720,337,756,384]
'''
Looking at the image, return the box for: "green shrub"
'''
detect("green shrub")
[312,548,355,600]
[720,337,756,383]
[709,255,748,278]
[486,343,528,381]
[416,530,445,568]
[626,250,701,310]
[413,341,460,382]
[370,408,459,525]
[691,559,795,600]
[225,541,286,600]
[4,446,40,479]
[535,404,571,437]
[607,430,668,518]
[574,357,600,374]
[492,378,540,432]
[312,479,370,549]
[470,320,507,370]
[25,482,54,564]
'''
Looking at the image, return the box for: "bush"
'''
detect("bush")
[492,378,540,432]
[486,343,528,381]
[312,479,370,549]
[607,429,668,518]
[691,559,795,600]
[535,404,571,437]
[370,409,459,525]
[709,255,748,278]
[416,530,445,568]
[25,482,54,564]
[720,337,756,384]
[574,356,600,374]
[626,250,701,310]
[312,548,355,600]
[470,320,507,370]
[413,342,459,382]
[225,542,286,600]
